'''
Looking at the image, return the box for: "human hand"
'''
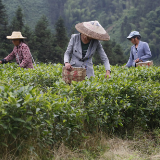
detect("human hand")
[122,66,126,69]
[65,63,73,71]
[105,70,111,79]
[135,58,140,63]
[0,61,2,64]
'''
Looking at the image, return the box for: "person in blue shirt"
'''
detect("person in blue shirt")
[124,31,152,67]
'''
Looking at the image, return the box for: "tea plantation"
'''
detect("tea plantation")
[0,63,160,158]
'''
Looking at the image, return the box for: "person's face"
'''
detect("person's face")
[81,34,92,42]
[12,39,21,46]
[130,37,139,45]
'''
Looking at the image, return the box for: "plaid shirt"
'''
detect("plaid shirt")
[4,42,34,69]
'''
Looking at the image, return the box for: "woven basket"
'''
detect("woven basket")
[136,61,153,67]
[62,67,86,84]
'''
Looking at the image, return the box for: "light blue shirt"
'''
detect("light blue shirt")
[126,41,152,67]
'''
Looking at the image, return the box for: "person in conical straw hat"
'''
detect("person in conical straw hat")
[64,21,111,78]
[0,31,34,69]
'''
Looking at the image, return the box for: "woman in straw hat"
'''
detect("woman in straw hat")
[124,31,152,67]
[0,31,34,69]
[64,21,111,78]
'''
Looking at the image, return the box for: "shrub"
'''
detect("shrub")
[0,63,160,157]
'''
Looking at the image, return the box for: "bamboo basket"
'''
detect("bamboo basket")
[62,67,86,84]
[136,61,153,67]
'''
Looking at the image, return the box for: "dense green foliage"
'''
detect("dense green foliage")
[0,63,160,157]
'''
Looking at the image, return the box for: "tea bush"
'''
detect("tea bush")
[0,63,160,156]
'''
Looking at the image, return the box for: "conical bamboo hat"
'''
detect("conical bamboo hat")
[75,21,110,41]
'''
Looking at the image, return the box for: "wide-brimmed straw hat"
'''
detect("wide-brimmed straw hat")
[7,31,26,39]
[75,21,110,41]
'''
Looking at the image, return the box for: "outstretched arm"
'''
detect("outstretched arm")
[0,59,7,64]
[97,41,111,78]
[97,41,111,70]
[2,50,16,63]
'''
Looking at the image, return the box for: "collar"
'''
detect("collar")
[134,41,142,49]
[137,41,142,50]
[16,42,23,49]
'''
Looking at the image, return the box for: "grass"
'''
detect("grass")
[53,133,160,160]
[1,130,160,160]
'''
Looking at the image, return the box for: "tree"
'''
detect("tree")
[10,6,24,32]
[113,44,127,64]
[21,25,35,58]
[54,17,68,50]
[53,17,69,63]
[34,16,54,63]
[0,0,9,59]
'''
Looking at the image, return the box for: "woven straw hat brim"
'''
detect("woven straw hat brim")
[7,31,27,39]
[7,36,27,39]
[75,23,110,41]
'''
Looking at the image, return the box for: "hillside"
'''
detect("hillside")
[2,0,160,64]
[2,0,50,28]
[2,0,133,30]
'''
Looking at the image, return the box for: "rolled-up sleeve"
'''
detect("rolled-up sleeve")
[64,35,74,63]
[97,41,111,71]
[19,46,32,68]
[139,42,152,61]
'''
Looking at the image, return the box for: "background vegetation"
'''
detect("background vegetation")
[0,0,126,66]
[1,0,159,64]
